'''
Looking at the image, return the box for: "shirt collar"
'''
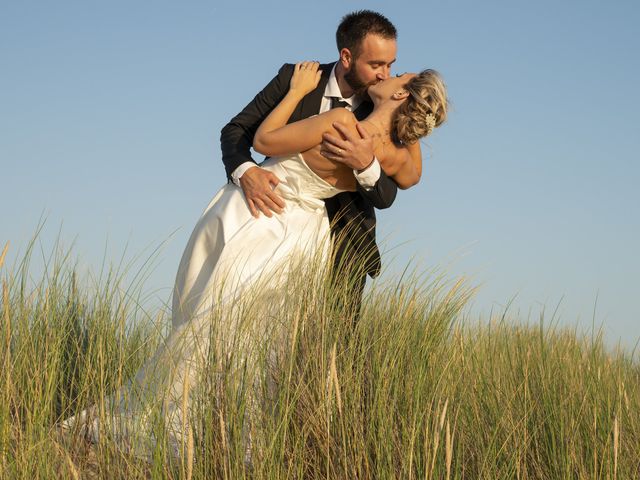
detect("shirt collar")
[324,64,362,110]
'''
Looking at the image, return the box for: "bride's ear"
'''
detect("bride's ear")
[392,89,410,101]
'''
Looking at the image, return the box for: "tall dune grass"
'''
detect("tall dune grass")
[1,238,638,479]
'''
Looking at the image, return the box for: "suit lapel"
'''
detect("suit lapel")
[294,62,372,121]
[353,100,373,121]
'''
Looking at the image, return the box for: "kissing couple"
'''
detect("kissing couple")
[62,10,448,460]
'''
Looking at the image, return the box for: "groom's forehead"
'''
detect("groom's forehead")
[357,34,397,59]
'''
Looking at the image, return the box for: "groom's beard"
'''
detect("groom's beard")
[344,66,375,97]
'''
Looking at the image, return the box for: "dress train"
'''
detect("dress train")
[61,153,344,459]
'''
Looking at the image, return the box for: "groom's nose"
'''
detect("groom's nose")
[377,66,391,80]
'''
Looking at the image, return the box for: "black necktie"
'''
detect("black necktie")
[331,97,350,110]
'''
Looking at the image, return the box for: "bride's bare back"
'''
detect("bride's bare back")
[301,144,357,191]
[299,109,362,191]
[255,106,363,191]
[299,108,410,191]
[297,106,411,192]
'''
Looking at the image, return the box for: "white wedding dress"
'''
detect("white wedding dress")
[62,153,344,458]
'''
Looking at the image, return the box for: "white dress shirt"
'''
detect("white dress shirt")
[231,64,381,189]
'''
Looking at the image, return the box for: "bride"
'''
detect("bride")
[62,62,448,459]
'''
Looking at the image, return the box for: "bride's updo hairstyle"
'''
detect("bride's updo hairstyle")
[393,69,448,144]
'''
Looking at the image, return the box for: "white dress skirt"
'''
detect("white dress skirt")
[62,153,344,458]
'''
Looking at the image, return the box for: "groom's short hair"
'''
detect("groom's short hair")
[336,10,397,58]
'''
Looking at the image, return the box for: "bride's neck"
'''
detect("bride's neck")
[364,104,395,138]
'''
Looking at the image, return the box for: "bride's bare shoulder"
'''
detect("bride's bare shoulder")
[317,108,356,126]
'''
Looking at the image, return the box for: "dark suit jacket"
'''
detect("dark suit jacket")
[220,62,398,277]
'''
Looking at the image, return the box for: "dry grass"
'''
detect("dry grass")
[1,238,639,479]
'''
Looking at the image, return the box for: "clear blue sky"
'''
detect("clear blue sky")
[2,1,639,348]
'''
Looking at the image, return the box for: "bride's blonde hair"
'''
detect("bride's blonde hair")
[392,69,448,144]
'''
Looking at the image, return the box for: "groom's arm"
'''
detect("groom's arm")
[220,64,295,217]
[356,168,398,209]
[221,62,398,212]
[220,63,294,179]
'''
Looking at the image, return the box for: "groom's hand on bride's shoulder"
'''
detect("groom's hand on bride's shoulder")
[321,122,375,172]
[239,166,285,218]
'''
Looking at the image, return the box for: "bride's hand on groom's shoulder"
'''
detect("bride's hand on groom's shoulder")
[289,61,321,98]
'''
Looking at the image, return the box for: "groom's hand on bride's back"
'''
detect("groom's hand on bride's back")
[239,166,285,218]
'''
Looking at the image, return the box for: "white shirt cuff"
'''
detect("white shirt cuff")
[353,157,381,190]
[230,161,257,186]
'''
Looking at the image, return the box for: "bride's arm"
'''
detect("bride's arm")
[253,62,356,156]
[378,141,422,189]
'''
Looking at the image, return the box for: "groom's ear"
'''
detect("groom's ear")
[339,48,353,69]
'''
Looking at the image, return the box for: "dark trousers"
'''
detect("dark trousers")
[327,231,377,322]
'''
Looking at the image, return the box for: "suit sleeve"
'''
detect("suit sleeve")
[356,168,398,209]
[220,63,295,180]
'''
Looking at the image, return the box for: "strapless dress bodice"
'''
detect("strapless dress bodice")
[260,153,344,213]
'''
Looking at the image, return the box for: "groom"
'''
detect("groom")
[220,10,421,310]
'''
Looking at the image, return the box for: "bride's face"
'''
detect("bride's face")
[368,73,416,102]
